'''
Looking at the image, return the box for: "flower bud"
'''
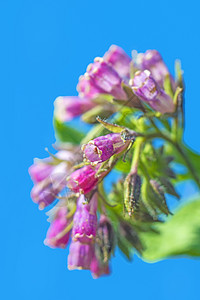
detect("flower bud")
[82,133,129,164]
[124,173,141,216]
[68,241,94,270]
[44,207,71,249]
[150,179,171,215]
[136,50,175,88]
[72,194,98,243]
[103,45,131,78]
[54,96,95,122]
[67,165,100,194]
[95,215,115,263]
[77,59,127,100]
[90,255,110,279]
[130,70,175,114]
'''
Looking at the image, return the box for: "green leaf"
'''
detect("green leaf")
[53,117,84,144]
[140,198,200,262]
[114,157,131,173]
[184,145,200,170]
[166,143,200,183]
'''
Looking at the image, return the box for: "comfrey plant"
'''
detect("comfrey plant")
[29,45,200,279]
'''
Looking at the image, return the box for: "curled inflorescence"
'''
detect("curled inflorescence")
[29,45,194,278]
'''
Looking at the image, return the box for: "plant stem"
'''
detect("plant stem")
[130,137,144,173]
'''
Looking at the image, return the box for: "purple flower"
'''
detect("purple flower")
[29,151,73,183]
[130,70,175,114]
[44,207,71,249]
[77,58,127,100]
[82,133,129,164]
[136,50,175,88]
[72,194,98,243]
[29,162,53,184]
[90,255,110,279]
[68,241,94,270]
[31,162,68,209]
[29,151,73,209]
[77,75,105,99]
[103,45,131,79]
[54,96,95,122]
[67,164,101,194]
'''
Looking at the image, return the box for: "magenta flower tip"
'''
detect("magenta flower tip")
[68,241,94,270]
[67,165,99,194]
[104,45,131,78]
[44,207,71,249]
[136,49,175,89]
[130,70,175,114]
[54,96,95,122]
[72,194,98,243]
[77,59,127,100]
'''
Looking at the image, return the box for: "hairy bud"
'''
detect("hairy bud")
[95,215,115,263]
[124,173,141,216]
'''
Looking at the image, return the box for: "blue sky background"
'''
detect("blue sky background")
[1,0,200,299]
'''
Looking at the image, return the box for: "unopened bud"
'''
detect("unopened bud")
[95,215,115,263]
[124,173,141,216]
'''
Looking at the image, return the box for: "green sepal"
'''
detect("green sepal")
[175,59,184,88]
[121,82,145,110]
[163,74,174,98]
[96,116,125,133]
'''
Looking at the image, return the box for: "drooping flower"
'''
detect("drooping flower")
[67,164,101,194]
[77,58,127,100]
[72,194,98,243]
[29,151,74,183]
[136,50,175,89]
[54,96,95,122]
[29,162,53,184]
[30,162,68,209]
[68,241,94,270]
[130,70,175,114]
[82,133,130,164]
[103,45,131,79]
[77,75,105,99]
[44,206,71,249]
[29,151,74,209]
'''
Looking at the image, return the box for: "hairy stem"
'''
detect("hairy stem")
[130,137,144,173]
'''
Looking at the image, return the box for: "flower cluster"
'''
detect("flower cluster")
[29,45,194,278]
